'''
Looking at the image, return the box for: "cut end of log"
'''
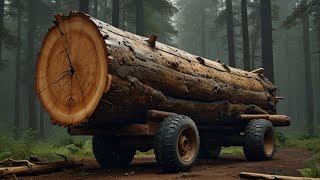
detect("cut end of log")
[35,12,108,126]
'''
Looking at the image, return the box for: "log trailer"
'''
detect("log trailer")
[35,12,290,172]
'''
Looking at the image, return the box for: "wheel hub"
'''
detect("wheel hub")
[178,127,197,163]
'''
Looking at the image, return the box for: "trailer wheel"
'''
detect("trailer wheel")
[198,143,221,159]
[154,115,200,172]
[92,136,136,168]
[243,119,276,161]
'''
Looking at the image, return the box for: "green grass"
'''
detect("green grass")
[0,129,94,162]
[136,150,154,156]
[281,136,320,178]
[2,129,319,178]
[283,137,320,151]
[220,147,244,158]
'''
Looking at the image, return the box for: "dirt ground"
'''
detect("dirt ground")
[21,148,310,180]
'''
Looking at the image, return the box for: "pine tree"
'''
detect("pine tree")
[241,0,250,71]
[112,0,120,27]
[226,0,236,67]
[282,0,316,137]
[260,0,274,82]
[121,0,176,44]
[200,2,206,57]
[176,0,217,57]
[136,0,144,35]
[0,0,4,63]
[26,0,38,130]
[79,0,89,13]
[14,0,22,137]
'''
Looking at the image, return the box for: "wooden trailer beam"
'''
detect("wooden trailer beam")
[68,123,158,136]
[240,114,291,127]
[146,110,177,122]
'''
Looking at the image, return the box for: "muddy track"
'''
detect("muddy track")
[24,148,310,180]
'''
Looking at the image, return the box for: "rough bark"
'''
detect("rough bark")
[302,0,315,137]
[79,0,89,14]
[241,0,250,71]
[35,12,278,127]
[112,0,120,28]
[14,0,22,137]
[91,75,268,125]
[226,0,236,67]
[260,0,274,82]
[136,0,144,35]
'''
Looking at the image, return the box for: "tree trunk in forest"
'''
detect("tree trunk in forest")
[250,25,259,70]
[314,10,320,125]
[136,0,144,35]
[281,0,295,122]
[301,0,315,137]
[260,0,274,82]
[226,0,236,67]
[35,12,278,127]
[27,0,37,130]
[212,0,218,58]
[14,0,22,137]
[120,0,126,30]
[250,0,260,70]
[79,0,89,14]
[104,0,107,22]
[241,0,250,71]
[200,4,206,57]
[112,0,120,28]
[94,0,98,18]
[317,10,320,126]
[0,0,4,62]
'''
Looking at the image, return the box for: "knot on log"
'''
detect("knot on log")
[169,61,180,69]
[196,57,205,65]
[221,63,231,73]
[148,34,158,48]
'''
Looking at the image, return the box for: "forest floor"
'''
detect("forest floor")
[21,148,311,180]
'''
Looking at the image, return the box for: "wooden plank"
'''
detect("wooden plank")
[240,172,318,180]
[240,114,291,127]
[0,161,83,177]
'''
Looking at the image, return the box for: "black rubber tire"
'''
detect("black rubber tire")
[154,115,200,172]
[198,143,221,159]
[243,119,276,161]
[92,136,136,168]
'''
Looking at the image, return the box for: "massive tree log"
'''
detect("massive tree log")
[35,12,277,127]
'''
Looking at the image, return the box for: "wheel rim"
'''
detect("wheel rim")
[178,127,197,163]
[264,128,275,156]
